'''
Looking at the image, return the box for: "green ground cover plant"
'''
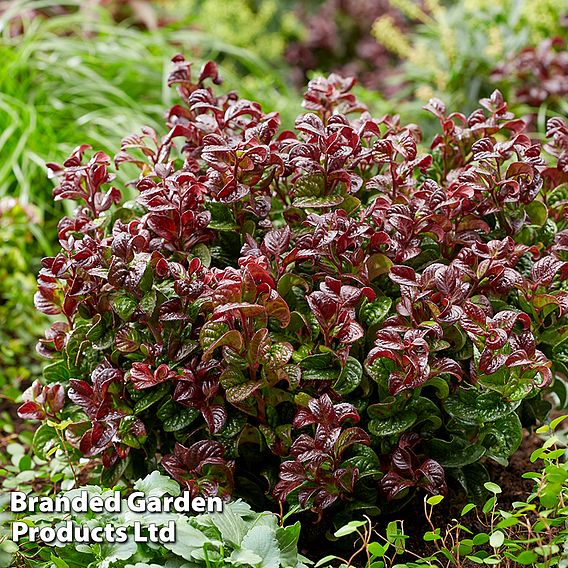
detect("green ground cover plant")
[1,472,307,568]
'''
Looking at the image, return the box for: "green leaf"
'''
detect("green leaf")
[119,415,147,448]
[472,533,489,545]
[226,381,262,403]
[367,542,387,558]
[43,360,70,383]
[300,352,340,381]
[534,544,560,557]
[163,517,213,561]
[277,274,309,297]
[359,297,392,328]
[294,173,325,199]
[333,357,362,395]
[426,495,444,506]
[526,200,548,227]
[482,412,522,465]
[191,243,212,267]
[483,482,502,494]
[205,502,254,547]
[369,411,417,437]
[237,525,280,568]
[203,329,243,360]
[293,195,344,208]
[315,556,340,568]
[550,414,568,430]
[345,444,381,478]
[111,293,138,321]
[489,530,504,548]
[32,423,58,460]
[275,522,301,568]
[134,470,180,498]
[425,436,486,468]
[514,551,538,565]
[423,376,450,399]
[207,202,238,231]
[140,290,156,315]
[133,383,169,414]
[157,400,199,432]
[49,555,70,568]
[366,255,394,282]
[444,389,520,425]
[334,520,367,538]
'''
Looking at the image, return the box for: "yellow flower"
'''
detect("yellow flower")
[372,15,412,58]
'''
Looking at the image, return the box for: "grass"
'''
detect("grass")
[0,0,300,218]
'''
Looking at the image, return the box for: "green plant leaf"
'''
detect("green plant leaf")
[369,411,417,437]
[333,357,362,395]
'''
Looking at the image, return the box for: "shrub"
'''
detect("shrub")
[492,37,568,115]
[284,0,408,93]
[29,56,568,525]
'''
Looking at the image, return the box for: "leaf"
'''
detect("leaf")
[444,389,520,425]
[514,551,539,565]
[133,383,169,414]
[482,413,522,465]
[43,360,70,383]
[293,195,344,208]
[207,202,238,231]
[226,381,263,403]
[300,352,340,381]
[206,505,254,547]
[32,424,58,460]
[163,517,213,561]
[334,520,367,538]
[294,173,325,199]
[489,530,504,548]
[366,255,394,281]
[134,470,181,498]
[345,444,381,477]
[333,357,362,395]
[526,200,548,227]
[359,296,392,326]
[111,293,138,321]
[275,522,301,568]
[425,437,486,468]
[483,482,502,494]
[264,227,291,256]
[157,400,199,432]
[203,330,243,360]
[140,290,156,315]
[368,412,417,437]
[426,495,444,506]
[99,539,138,568]
[192,243,212,267]
[240,525,281,568]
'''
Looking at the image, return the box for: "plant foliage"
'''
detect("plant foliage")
[29,56,568,524]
